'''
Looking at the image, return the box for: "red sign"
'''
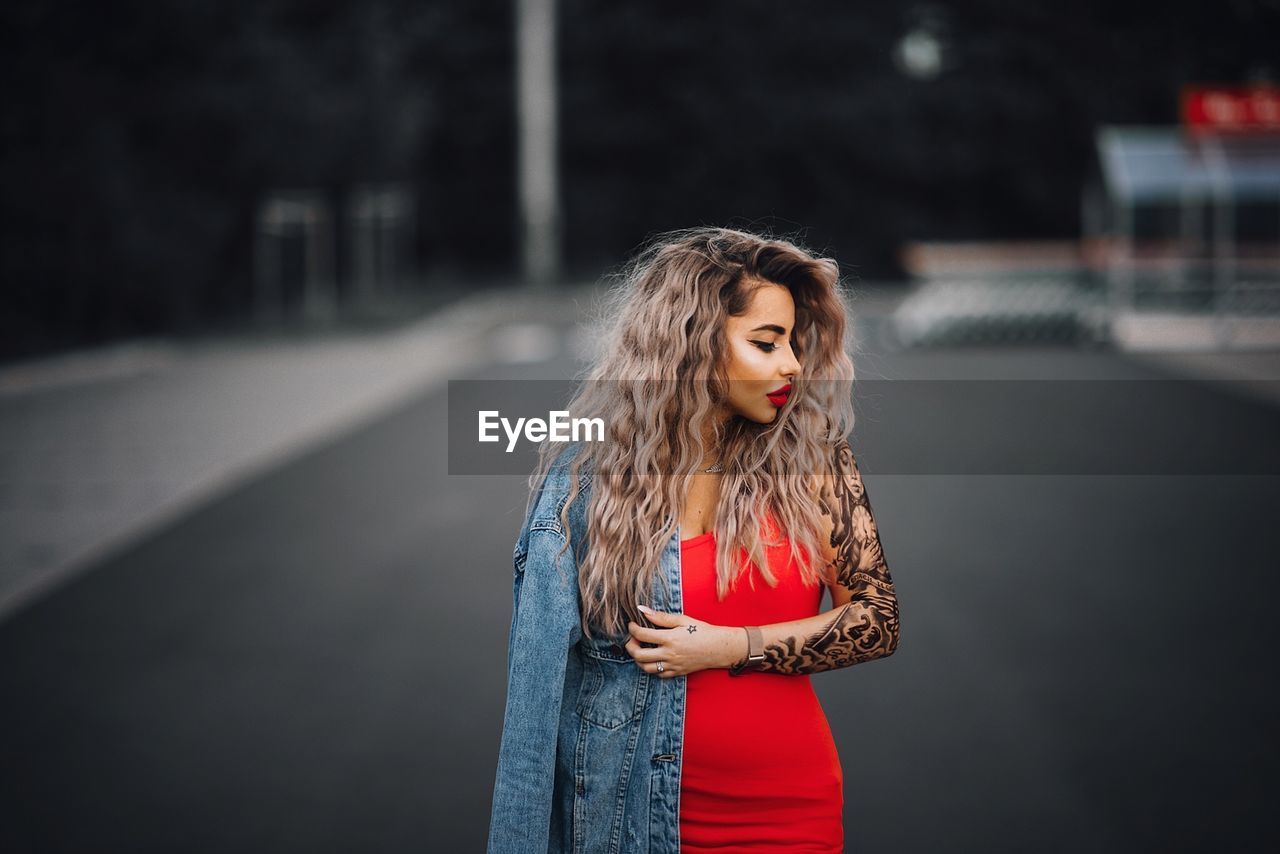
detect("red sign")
[1182,86,1280,134]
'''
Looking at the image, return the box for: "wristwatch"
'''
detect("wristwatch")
[728,626,765,676]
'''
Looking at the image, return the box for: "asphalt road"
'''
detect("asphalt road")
[2,323,1278,853]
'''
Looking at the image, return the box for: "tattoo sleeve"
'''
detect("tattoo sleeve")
[748,439,900,675]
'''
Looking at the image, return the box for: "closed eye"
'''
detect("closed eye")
[751,340,780,353]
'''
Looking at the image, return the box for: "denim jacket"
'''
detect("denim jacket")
[486,442,687,854]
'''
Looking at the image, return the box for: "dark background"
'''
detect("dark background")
[3,0,1278,360]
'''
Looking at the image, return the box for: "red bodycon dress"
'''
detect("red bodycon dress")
[678,527,844,853]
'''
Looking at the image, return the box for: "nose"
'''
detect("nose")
[783,347,801,379]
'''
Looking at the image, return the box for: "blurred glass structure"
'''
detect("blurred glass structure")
[1093,127,1280,347]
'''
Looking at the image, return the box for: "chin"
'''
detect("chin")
[741,408,778,425]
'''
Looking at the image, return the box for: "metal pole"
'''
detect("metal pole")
[516,0,561,287]
[1205,136,1234,347]
[1117,200,1135,312]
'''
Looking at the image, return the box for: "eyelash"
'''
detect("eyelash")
[751,341,779,353]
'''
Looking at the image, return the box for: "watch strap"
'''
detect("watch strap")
[728,626,765,676]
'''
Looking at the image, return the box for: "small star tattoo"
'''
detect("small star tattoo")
[686,625,697,634]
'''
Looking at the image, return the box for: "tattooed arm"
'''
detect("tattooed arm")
[730,438,900,674]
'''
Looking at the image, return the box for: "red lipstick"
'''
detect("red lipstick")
[766,383,792,408]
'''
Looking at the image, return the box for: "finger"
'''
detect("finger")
[638,607,683,626]
[625,639,661,663]
[627,621,667,643]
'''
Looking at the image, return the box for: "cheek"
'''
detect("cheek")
[723,344,769,381]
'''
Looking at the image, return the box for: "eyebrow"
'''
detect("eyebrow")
[749,323,788,335]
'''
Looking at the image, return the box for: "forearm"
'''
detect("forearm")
[723,593,900,675]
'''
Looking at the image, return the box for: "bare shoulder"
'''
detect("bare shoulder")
[804,436,853,491]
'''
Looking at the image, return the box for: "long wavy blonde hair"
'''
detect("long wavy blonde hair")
[528,226,857,641]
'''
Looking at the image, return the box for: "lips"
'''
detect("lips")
[766,383,792,407]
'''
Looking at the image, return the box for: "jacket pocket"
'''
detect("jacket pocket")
[576,637,647,730]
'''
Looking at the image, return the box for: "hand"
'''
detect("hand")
[624,606,740,678]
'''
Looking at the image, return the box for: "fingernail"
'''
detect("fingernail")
[637,604,652,613]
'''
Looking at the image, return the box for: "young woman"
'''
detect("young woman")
[486,227,900,854]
